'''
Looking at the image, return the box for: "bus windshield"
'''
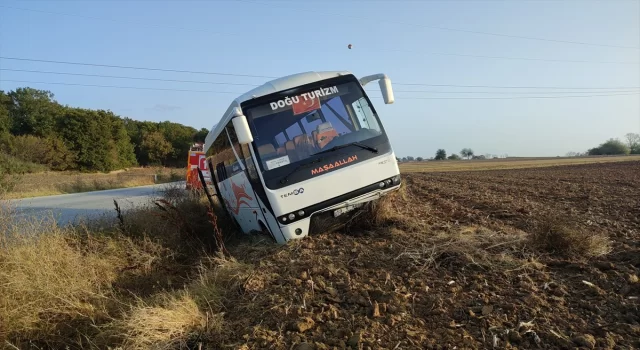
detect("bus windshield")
[244,81,385,173]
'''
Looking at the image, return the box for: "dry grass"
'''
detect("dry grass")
[110,255,252,350]
[0,225,167,347]
[0,183,239,348]
[529,217,612,258]
[3,167,185,199]
[192,255,255,299]
[394,226,530,271]
[116,293,206,350]
[400,155,640,173]
[346,183,430,233]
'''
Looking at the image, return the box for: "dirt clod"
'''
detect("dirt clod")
[595,261,615,271]
[573,334,596,349]
[481,305,493,316]
[508,330,523,344]
[347,332,361,348]
[294,342,314,350]
[290,317,315,333]
[372,301,381,317]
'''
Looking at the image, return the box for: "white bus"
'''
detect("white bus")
[203,71,401,244]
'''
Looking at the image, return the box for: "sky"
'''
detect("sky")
[0,0,639,158]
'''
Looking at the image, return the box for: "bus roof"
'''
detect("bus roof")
[204,70,352,153]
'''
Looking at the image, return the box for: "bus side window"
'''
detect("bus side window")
[215,162,226,181]
[225,123,245,178]
[239,141,273,212]
[240,143,259,181]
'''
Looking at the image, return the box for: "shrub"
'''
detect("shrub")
[588,138,630,155]
[0,152,45,194]
[0,152,46,174]
[1,134,76,171]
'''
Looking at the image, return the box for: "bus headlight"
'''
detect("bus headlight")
[279,209,310,225]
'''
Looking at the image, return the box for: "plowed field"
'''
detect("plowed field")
[218,161,640,349]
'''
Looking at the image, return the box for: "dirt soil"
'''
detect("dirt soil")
[214,161,640,349]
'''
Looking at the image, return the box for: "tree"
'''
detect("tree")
[588,138,630,155]
[447,154,461,160]
[0,91,10,136]
[124,118,200,166]
[194,128,209,143]
[416,157,424,161]
[141,131,172,165]
[406,156,415,161]
[8,88,62,137]
[56,108,115,171]
[460,148,474,159]
[101,111,137,168]
[435,149,446,160]
[42,136,76,171]
[157,121,197,166]
[625,133,640,154]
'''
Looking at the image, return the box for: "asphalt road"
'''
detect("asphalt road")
[2,181,185,227]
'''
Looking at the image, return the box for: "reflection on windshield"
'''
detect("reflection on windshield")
[245,81,383,172]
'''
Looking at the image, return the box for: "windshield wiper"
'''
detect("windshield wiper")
[279,156,326,184]
[316,142,378,155]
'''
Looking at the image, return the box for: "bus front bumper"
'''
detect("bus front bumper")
[278,178,401,242]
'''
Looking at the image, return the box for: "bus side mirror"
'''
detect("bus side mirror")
[360,73,394,104]
[232,114,254,144]
[379,78,395,104]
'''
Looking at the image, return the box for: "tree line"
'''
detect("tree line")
[398,148,504,162]
[0,87,208,173]
[400,133,640,162]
